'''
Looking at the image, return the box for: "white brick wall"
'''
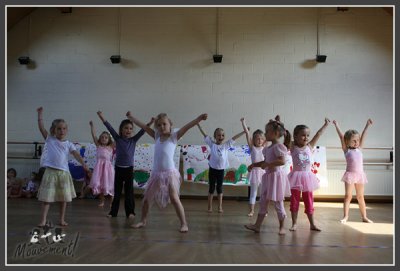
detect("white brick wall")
[7,7,393,196]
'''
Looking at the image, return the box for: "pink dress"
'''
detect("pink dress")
[260,143,291,201]
[341,148,368,184]
[248,146,264,186]
[288,145,320,191]
[89,146,115,196]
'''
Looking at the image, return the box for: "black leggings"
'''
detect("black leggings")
[109,166,134,218]
[208,167,224,194]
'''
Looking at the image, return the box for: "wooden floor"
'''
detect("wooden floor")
[7,197,393,265]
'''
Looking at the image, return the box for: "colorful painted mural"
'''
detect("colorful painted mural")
[181,144,327,187]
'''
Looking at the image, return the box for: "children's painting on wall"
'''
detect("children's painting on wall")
[182,144,252,186]
[182,144,327,187]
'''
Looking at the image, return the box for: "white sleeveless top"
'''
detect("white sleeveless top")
[250,146,264,164]
[152,129,178,172]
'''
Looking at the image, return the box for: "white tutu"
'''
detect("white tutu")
[248,167,264,186]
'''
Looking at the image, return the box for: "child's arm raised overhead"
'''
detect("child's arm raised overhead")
[126,111,156,139]
[197,123,207,138]
[36,107,48,139]
[240,117,252,148]
[89,121,99,147]
[97,111,107,123]
[97,111,119,139]
[332,120,347,152]
[309,118,330,149]
[177,114,208,140]
[360,119,373,149]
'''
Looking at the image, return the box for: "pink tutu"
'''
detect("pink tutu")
[248,167,264,186]
[261,169,291,201]
[143,169,181,209]
[288,171,320,192]
[341,171,368,184]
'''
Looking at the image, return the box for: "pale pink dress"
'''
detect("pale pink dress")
[89,146,115,196]
[260,143,291,201]
[288,145,320,191]
[248,146,264,186]
[341,148,368,184]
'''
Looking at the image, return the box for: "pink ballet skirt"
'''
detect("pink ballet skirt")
[248,167,264,186]
[89,146,115,196]
[261,168,291,201]
[288,171,320,191]
[143,169,181,209]
[341,148,368,184]
[342,171,368,184]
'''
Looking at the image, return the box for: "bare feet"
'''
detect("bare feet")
[244,224,260,233]
[340,217,348,223]
[218,208,224,213]
[279,228,286,235]
[132,221,146,229]
[179,225,189,233]
[362,217,373,223]
[98,201,105,207]
[310,225,321,231]
[59,221,68,226]
[207,209,212,213]
[247,211,254,217]
[289,224,297,231]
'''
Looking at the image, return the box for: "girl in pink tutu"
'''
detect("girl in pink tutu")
[240,117,266,217]
[333,119,373,223]
[88,120,115,207]
[245,115,291,235]
[128,112,208,233]
[288,118,330,232]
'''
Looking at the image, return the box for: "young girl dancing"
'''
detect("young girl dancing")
[288,118,330,232]
[333,119,373,223]
[88,120,115,207]
[240,117,266,217]
[128,112,208,232]
[197,122,246,213]
[97,111,153,219]
[245,116,291,235]
[36,107,88,226]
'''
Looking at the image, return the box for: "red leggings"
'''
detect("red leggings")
[290,189,314,215]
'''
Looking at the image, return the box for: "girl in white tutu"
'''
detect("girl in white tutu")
[245,115,291,235]
[88,120,115,207]
[36,107,88,227]
[288,118,330,232]
[240,117,266,217]
[128,112,208,233]
[333,119,373,223]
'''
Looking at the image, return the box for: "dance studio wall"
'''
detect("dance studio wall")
[7,7,393,197]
